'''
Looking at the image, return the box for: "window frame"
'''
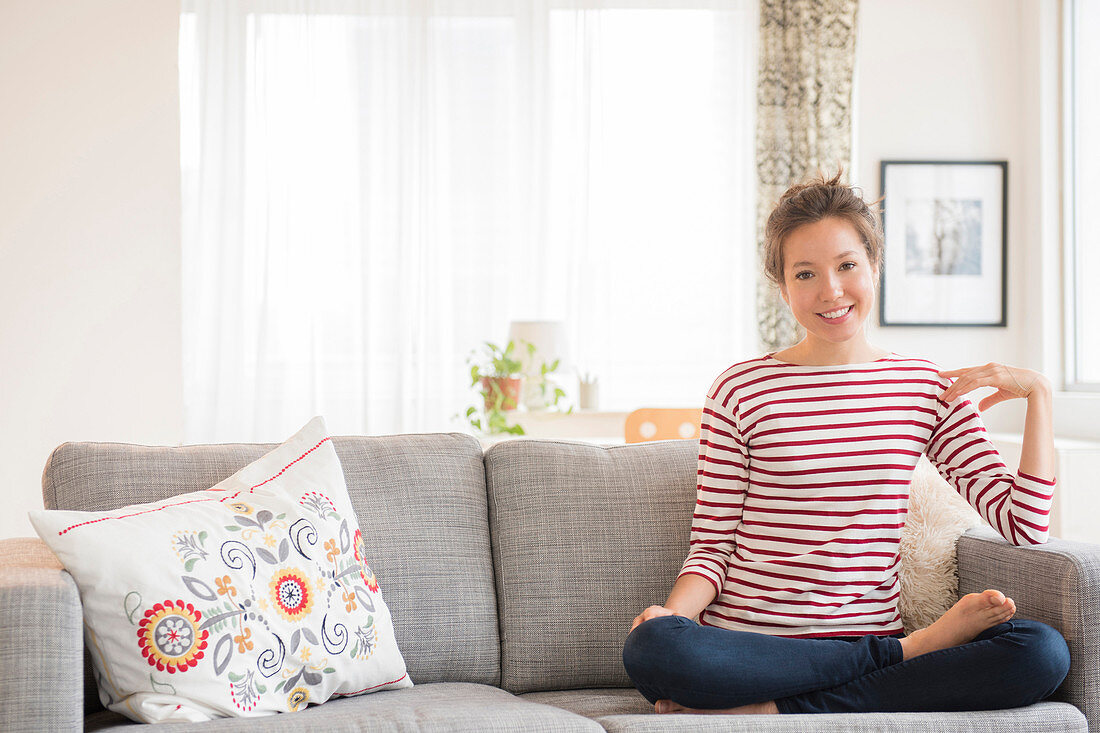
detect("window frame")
[1064,0,1100,392]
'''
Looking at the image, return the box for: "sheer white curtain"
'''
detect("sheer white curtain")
[180,0,757,443]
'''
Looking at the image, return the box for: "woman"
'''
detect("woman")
[621,172,1071,715]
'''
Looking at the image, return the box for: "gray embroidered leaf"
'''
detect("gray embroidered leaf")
[213,633,234,676]
[182,575,218,602]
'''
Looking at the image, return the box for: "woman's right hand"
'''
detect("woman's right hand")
[630,605,680,633]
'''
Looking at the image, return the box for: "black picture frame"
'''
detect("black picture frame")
[878,160,1008,327]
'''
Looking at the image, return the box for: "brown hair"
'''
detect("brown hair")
[763,168,884,287]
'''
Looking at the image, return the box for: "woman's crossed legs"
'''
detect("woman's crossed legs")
[622,590,1070,715]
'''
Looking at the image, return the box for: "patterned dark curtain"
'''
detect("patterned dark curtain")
[755,0,859,351]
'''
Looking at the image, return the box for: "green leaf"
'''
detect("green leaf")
[465,406,477,417]
[184,558,198,572]
[198,530,208,545]
[276,513,286,520]
[275,680,286,693]
[351,642,359,657]
[257,684,267,694]
[228,672,243,682]
[224,525,240,532]
[323,667,336,674]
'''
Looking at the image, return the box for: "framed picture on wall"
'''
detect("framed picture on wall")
[879,160,1007,327]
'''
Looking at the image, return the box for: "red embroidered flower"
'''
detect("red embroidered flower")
[353,529,379,593]
[269,568,314,622]
[137,599,208,674]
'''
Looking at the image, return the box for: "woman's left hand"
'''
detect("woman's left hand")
[937,363,1051,411]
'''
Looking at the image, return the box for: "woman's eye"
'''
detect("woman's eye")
[840,262,856,271]
[795,271,812,280]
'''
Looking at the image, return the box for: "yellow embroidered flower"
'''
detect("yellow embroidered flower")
[269,568,315,623]
[287,686,310,712]
[301,646,312,661]
[215,575,237,598]
[324,538,339,564]
[263,533,277,548]
[343,589,357,613]
[234,627,254,653]
[227,502,253,516]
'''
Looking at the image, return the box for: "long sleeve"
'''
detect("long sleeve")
[926,391,1055,545]
[677,384,749,594]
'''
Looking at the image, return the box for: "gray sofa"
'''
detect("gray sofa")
[2,433,1097,732]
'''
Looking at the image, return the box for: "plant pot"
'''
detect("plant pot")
[481,376,522,412]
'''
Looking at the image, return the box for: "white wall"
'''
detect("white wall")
[855,0,1067,435]
[0,1,184,539]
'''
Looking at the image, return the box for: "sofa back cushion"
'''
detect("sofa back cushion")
[484,438,696,693]
[41,432,501,707]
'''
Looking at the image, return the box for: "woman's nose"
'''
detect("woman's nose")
[821,275,843,298]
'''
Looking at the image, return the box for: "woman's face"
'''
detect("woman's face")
[779,216,878,347]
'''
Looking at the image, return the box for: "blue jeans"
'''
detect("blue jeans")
[622,615,1071,714]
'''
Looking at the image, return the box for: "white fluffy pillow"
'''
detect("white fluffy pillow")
[898,455,986,634]
[30,417,412,723]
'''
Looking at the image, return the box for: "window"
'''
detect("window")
[179,2,757,442]
[1067,0,1100,388]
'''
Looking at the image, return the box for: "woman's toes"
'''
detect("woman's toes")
[983,589,1006,607]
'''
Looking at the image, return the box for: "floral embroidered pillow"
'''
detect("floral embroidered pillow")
[29,417,412,723]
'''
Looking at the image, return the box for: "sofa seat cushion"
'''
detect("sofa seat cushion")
[590,701,1087,732]
[84,682,603,732]
[520,688,653,716]
[520,690,1086,731]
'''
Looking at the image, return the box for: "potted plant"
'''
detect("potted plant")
[464,341,526,435]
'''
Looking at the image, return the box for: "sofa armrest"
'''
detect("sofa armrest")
[957,526,1100,731]
[0,537,84,733]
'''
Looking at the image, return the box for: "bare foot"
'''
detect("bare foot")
[655,699,779,715]
[900,589,1016,661]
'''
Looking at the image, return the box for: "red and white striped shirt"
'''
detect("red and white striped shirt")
[678,353,1055,639]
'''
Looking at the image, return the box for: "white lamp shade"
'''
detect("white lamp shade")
[507,321,567,373]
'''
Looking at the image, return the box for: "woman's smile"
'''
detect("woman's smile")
[817,304,854,322]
